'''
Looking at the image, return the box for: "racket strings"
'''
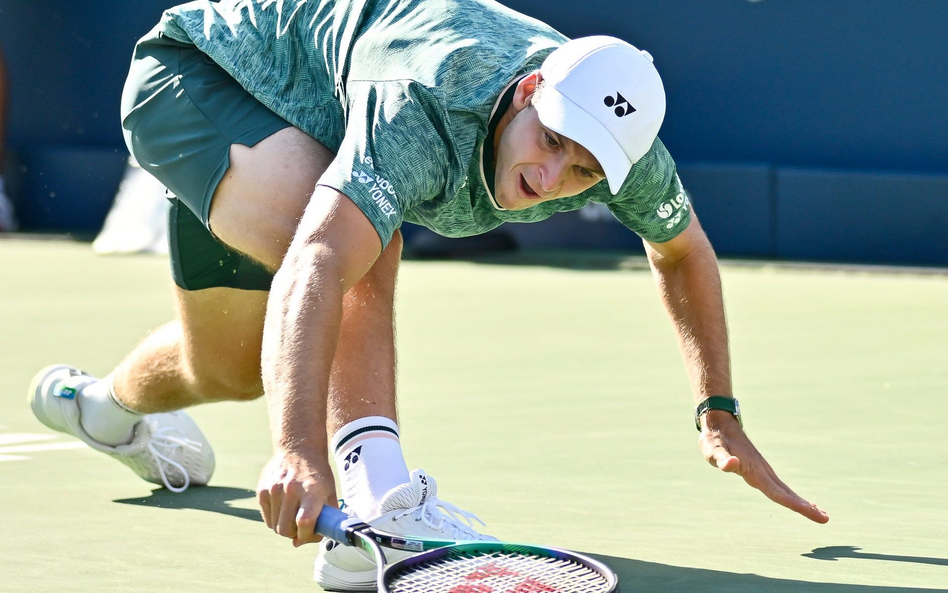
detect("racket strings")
[385,549,612,593]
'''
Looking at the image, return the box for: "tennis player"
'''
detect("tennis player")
[29,0,828,588]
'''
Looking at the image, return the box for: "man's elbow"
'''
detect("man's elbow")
[646,224,717,271]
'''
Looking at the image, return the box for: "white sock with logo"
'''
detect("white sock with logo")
[76,375,143,446]
[331,416,410,521]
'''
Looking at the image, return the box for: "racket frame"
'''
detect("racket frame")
[381,541,620,593]
[315,506,619,593]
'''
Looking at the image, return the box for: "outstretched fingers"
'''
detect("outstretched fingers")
[745,465,830,524]
[700,426,829,524]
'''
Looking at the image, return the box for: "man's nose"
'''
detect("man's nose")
[540,157,568,194]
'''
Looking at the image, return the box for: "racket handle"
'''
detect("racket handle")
[315,505,357,544]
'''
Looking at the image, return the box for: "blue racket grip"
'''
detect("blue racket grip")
[315,505,357,544]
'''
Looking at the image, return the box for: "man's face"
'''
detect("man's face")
[493,77,606,211]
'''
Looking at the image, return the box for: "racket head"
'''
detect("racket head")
[380,541,619,593]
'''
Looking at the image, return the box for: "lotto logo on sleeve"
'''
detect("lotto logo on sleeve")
[353,157,399,218]
[656,174,690,229]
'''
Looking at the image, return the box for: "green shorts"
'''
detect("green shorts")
[121,35,298,291]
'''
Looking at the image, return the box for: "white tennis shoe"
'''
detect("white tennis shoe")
[28,364,215,493]
[314,469,496,591]
[0,181,18,232]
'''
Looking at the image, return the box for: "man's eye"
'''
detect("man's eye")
[544,133,559,147]
[579,167,594,179]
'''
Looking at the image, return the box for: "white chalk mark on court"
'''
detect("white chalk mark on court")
[0,433,56,445]
[0,432,87,462]
[0,442,86,454]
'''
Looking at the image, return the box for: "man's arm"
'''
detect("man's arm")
[257,187,383,546]
[645,214,829,524]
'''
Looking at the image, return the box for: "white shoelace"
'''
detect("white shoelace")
[146,427,204,493]
[393,496,487,539]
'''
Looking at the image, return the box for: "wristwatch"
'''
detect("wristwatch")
[694,396,742,431]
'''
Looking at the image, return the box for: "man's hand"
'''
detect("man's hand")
[257,450,337,547]
[699,410,829,524]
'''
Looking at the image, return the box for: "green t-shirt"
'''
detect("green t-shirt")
[157,0,691,247]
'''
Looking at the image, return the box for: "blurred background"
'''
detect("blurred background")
[0,0,945,265]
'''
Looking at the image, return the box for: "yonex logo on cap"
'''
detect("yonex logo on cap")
[604,92,635,118]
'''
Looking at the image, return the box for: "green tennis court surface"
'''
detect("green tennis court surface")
[2,239,946,592]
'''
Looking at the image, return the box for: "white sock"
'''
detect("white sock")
[331,416,410,520]
[77,375,143,446]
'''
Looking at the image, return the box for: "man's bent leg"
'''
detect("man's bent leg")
[110,125,335,415]
[112,286,269,414]
[208,127,330,270]
[110,225,403,417]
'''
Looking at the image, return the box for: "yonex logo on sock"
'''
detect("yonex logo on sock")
[604,92,636,117]
[343,446,362,471]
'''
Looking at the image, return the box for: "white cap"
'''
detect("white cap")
[534,36,666,194]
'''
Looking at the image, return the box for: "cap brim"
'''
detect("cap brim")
[535,87,632,195]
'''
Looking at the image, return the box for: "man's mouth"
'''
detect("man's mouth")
[519,174,540,199]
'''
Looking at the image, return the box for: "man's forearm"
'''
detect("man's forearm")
[262,243,342,456]
[646,238,731,403]
[259,189,383,458]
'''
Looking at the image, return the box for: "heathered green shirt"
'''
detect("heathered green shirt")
[157,0,691,247]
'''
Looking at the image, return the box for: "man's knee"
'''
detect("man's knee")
[186,362,264,403]
[176,286,268,403]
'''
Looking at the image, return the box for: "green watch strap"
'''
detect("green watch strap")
[694,396,742,431]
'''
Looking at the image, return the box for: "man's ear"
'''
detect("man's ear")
[512,70,543,111]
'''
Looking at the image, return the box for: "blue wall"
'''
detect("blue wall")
[0,0,170,232]
[506,0,948,176]
[1,1,946,264]
[500,0,948,266]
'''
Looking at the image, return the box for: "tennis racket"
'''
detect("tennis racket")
[315,505,619,593]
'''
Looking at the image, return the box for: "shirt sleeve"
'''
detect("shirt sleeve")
[317,80,451,248]
[600,138,692,243]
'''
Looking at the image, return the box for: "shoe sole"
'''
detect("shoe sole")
[28,364,79,433]
[313,556,377,592]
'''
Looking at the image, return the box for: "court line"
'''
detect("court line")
[0,432,87,462]
[0,433,56,446]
